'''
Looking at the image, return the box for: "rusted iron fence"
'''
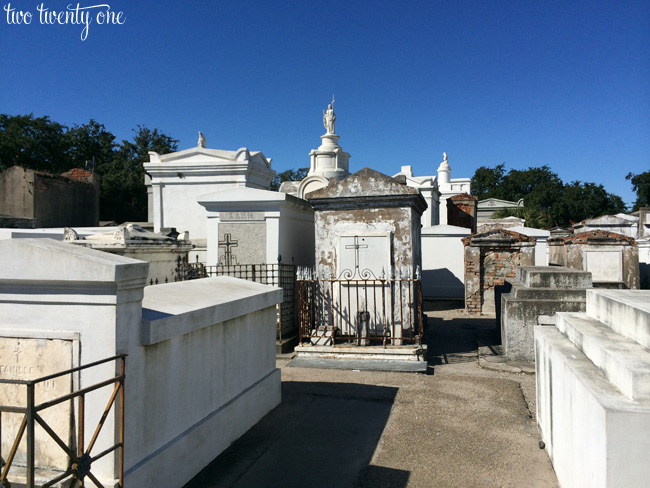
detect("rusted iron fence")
[297,267,423,346]
[175,257,298,340]
[0,354,126,488]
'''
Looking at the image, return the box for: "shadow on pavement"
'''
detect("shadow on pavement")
[184,381,406,488]
[422,300,500,368]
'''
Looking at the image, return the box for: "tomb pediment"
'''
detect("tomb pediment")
[478,198,525,209]
[147,147,270,168]
[463,228,536,245]
[567,229,636,245]
[308,168,421,199]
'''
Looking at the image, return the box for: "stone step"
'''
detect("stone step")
[506,283,587,302]
[516,265,592,289]
[555,312,650,401]
[586,289,650,349]
[534,326,650,488]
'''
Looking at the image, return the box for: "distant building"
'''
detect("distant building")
[477,198,524,221]
[0,166,100,228]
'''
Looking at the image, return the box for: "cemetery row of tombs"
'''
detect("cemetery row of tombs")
[1,104,650,487]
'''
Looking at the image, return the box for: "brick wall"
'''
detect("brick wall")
[447,193,477,233]
[463,229,536,315]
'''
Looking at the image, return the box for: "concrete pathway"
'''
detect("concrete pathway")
[184,302,559,488]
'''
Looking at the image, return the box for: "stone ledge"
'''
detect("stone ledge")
[294,344,426,362]
[141,277,283,345]
[287,357,428,373]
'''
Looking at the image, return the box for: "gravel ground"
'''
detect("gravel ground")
[185,301,559,488]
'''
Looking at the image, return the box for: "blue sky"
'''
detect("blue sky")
[1,0,648,207]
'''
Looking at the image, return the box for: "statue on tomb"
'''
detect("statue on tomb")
[323,95,336,134]
[198,131,206,148]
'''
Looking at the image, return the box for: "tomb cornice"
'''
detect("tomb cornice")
[0,278,145,306]
[308,193,427,214]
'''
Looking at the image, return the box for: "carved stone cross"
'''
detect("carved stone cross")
[345,236,368,271]
[219,233,238,266]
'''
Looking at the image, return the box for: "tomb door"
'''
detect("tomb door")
[336,235,392,342]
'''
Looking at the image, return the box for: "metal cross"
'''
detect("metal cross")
[345,236,368,271]
[219,233,238,266]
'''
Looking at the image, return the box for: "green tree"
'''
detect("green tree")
[471,164,626,229]
[270,167,309,191]
[0,113,69,172]
[552,181,626,226]
[470,163,506,200]
[626,171,650,211]
[98,126,178,223]
[65,120,116,171]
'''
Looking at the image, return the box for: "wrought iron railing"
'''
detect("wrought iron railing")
[0,355,126,488]
[174,257,298,341]
[297,267,423,346]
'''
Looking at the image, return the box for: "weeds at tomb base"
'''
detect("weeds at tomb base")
[0,355,125,488]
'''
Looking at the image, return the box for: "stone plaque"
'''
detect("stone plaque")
[0,337,74,470]
[584,250,623,282]
[220,211,265,221]
[218,223,266,265]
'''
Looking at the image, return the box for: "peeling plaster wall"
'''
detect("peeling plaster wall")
[315,206,419,276]
[548,231,639,289]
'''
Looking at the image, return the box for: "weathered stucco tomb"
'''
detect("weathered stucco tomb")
[0,238,281,488]
[293,168,427,366]
[0,166,100,228]
[307,167,426,278]
[198,186,314,266]
[548,230,639,289]
[64,223,193,284]
[536,289,650,488]
[497,266,592,361]
[463,228,536,315]
[144,139,276,257]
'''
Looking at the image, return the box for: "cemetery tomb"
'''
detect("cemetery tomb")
[144,139,276,259]
[295,168,427,364]
[198,186,315,267]
[0,238,282,487]
[463,228,536,315]
[497,266,592,361]
[548,230,639,289]
[64,223,193,284]
[536,289,650,487]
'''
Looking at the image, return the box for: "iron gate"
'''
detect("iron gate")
[297,266,423,346]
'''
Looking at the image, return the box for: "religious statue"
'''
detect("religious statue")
[443,152,448,163]
[323,95,336,134]
[198,131,206,148]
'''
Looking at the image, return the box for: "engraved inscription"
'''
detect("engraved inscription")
[0,337,74,470]
[220,211,265,221]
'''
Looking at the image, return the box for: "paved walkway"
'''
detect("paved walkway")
[184,302,559,488]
